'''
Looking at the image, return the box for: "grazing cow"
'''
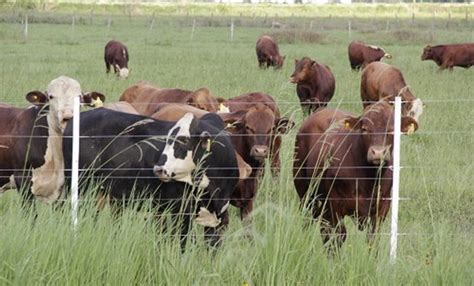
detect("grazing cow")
[120,82,220,116]
[361,62,423,125]
[421,43,474,71]
[63,109,239,248]
[256,35,285,69]
[0,76,104,204]
[348,41,392,71]
[293,102,418,246]
[290,57,336,114]
[104,40,130,79]
[150,101,292,234]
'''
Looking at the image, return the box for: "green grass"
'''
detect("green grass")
[0,9,473,285]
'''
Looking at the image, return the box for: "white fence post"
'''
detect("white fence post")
[71,96,81,228]
[230,19,234,42]
[24,13,28,40]
[191,18,196,40]
[390,96,402,263]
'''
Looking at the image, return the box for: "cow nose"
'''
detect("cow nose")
[251,145,268,160]
[153,165,167,178]
[367,146,391,165]
[62,110,74,120]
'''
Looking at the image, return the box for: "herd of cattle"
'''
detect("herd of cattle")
[0,36,472,250]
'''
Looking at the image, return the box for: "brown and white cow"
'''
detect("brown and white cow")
[421,43,474,71]
[104,40,130,79]
[293,102,418,246]
[361,62,423,125]
[119,82,220,116]
[290,57,336,115]
[348,40,392,71]
[0,76,104,204]
[256,35,285,69]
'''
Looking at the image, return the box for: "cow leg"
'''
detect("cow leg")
[240,199,254,239]
[203,216,227,249]
[270,135,282,175]
[105,61,111,74]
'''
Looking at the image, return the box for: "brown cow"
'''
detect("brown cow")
[290,57,336,115]
[293,102,418,247]
[361,62,423,125]
[348,41,392,71]
[119,82,220,116]
[104,40,129,79]
[256,35,285,69]
[421,43,474,71]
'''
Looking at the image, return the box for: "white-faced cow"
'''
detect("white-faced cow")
[105,40,130,79]
[63,109,239,248]
[0,76,104,204]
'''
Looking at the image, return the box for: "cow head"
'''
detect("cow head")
[153,113,220,187]
[343,102,418,166]
[290,57,315,83]
[421,45,433,61]
[368,45,392,60]
[222,104,292,163]
[272,55,286,69]
[187,88,219,113]
[402,98,423,124]
[115,64,129,79]
[82,91,106,108]
[25,76,106,133]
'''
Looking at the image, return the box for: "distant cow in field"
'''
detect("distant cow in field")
[361,62,423,125]
[104,40,130,79]
[290,57,336,114]
[0,76,104,204]
[293,103,418,246]
[421,43,474,71]
[120,82,221,116]
[256,35,285,69]
[348,40,392,71]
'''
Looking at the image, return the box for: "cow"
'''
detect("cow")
[150,97,292,236]
[421,43,474,71]
[120,82,221,116]
[0,76,104,204]
[361,62,423,125]
[104,40,130,79]
[63,109,239,248]
[256,35,285,69]
[293,102,418,247]
[348,41,392,71]
[290,57,336,115]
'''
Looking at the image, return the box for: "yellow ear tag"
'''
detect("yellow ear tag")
[31,95,38,101]
[226,123,234,128]
[344,122,350,129]
[406,123,415,135]
[93,97,104,108]
[206,138,211,152]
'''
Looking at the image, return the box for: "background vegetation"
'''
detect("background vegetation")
[0,4,473,285]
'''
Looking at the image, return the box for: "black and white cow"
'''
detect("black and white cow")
[63,109,239,248]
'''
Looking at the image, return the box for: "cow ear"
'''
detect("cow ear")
[294,59,298,64]
[26,91,48,105]
[219,110,246,130]
[311,60,317,67]
[343,116,361,130]
[200,131,212,151]
[82,92,106,107]
[401,117,418,135]
[274,117,294,134]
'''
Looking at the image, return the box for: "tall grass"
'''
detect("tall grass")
[0,11,473,285]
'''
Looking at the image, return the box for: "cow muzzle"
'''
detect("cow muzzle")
[250,145,268,161]
[384,53,392,59]
[367,145,391,166]
[59,110,74,131]
[153,165,173,182]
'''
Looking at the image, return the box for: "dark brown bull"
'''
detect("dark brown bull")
[256,35,285,69]
[119,82,220,116]
[104,40,129,79]
[421,43,474,71]
[361,62,423,125]
[293,103,418,247]
[348,41,392,71]
[290,57,336,115]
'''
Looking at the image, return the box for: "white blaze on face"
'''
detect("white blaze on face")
[159,113,196,184]
[408,98,423,122]
[217,103,230,114]
[119,68,129,79]
[47,76,81,132]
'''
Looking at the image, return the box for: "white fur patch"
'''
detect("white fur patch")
[220,201,230,214]
[409,98,423,122]
[217,103,230,113]
[119,68,129,79]
[195,207,221,227]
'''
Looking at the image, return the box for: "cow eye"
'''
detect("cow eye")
[361,126,368,134]
[48,94,54,100]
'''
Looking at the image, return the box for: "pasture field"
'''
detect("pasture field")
[0,7,473,285]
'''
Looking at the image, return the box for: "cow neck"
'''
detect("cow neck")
[30,111,65,204]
